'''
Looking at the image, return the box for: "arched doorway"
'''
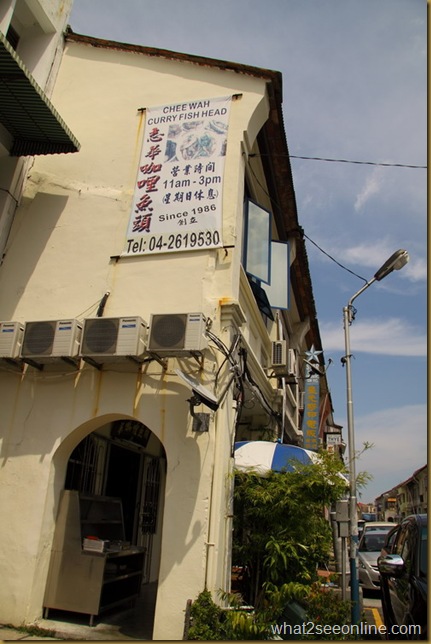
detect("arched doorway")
[43,418,166,637]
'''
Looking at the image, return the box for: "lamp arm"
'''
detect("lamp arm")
[348,276,376,310]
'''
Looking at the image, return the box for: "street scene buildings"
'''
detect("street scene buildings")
[0,1,342,639]
[375,465,427,522]
[1,1,425,641]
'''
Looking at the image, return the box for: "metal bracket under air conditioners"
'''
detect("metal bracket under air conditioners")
[24,355,80,371]
[82,353,151,371]
[144,353,169,370]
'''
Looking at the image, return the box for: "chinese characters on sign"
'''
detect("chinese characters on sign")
[301,346,322,451]
[302,370,320,451]
[123,96,231,256]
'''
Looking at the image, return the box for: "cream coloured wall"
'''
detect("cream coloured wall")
[0,40,275,639]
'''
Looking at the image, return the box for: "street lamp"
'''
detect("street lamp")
[342,249,409,624]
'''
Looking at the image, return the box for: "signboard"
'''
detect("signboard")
[123,96,231,256]
[302,346,322,451]
[326,433,342,446]
[302,368,320,451]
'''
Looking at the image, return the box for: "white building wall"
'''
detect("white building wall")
[0,39,273,639]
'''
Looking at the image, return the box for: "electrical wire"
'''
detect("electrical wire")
[247,157,369,283]
[250,153,426,169]
[240,347,281,424]
[290,155,426,169]
[205,329,243,396]
[303,234,367,283]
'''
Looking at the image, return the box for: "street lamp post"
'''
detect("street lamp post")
[342,249,409,625]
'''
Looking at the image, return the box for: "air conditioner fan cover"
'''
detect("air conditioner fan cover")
[23,321,56,355]
[150,314,187,350]
[83,318,119,354]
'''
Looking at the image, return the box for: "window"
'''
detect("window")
[263,240,289,310]
[243,199,271,284]
[242,198,290,318]
[65,434,105,494]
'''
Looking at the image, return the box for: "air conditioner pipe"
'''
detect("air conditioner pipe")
[96,291,110,317]
[276,311,287,442]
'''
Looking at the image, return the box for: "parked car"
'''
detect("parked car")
[378,514,427,639]
[379,524,400,559]
[361,521,395,534]
[358,528,393,591]
[358,519,366,539]
[361,512,377,522]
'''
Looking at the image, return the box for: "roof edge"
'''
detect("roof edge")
[65,27,283,101]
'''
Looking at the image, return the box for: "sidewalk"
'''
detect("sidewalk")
[0,626,62,641]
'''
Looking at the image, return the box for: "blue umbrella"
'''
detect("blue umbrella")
[234,440,319,476]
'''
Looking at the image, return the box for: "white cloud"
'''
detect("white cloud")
[353,404,427,502]
[316,240,426,285]
[339,241,396,270]
[354,167,384,212]
[320,317,426,357]
[404,256,427,282]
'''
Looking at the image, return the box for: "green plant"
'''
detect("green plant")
[187,589,269,640]
[233,449,349,606]
[2,624,57,638]
[301,582,352,640]
[187,590,225,640]
[187,583,356,641]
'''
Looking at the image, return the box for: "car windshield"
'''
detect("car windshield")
[419,525,427,576]
[362,513,376,522]
[359,533,388,552]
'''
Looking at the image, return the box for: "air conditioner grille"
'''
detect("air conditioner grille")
[151,314,187,350]
[271,340,287,368]
[272,341,285,366]
[24,321,55,355]
[82,318,119,354]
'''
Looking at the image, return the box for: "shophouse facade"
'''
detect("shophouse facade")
[0,25,336,640]
[375,465,428,521]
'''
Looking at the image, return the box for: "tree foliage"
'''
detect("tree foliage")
[187,451,369,639]
[232,450,349,606]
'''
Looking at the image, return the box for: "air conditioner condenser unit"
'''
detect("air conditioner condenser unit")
[270,342,298,379]
[271,340,287,368]
[21,320,82,365]
[0,321,24,360]
[81,316,147,363]
[287,348,298,378]
[148,313,207,356]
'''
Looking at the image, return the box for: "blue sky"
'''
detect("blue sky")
[69,0,427,503]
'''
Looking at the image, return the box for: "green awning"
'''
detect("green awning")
[0,31,80,156]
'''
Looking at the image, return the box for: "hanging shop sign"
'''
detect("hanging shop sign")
[301,346,323,451]
[301,369,320,451]
[123,96,231,257]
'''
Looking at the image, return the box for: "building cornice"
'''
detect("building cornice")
[64,27,283,101]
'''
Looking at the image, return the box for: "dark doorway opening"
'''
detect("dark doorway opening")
[105,444,142,542]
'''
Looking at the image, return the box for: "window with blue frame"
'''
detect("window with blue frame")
[242,198,289,319]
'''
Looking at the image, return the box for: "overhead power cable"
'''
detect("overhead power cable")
[248,159,368,282]
[290,155,426,169]
[250,153,426,169]
[303,234,367,283]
